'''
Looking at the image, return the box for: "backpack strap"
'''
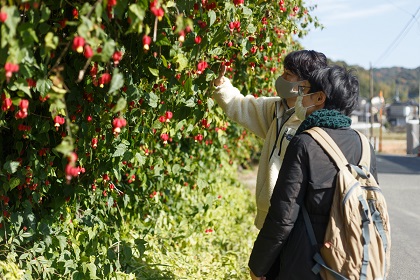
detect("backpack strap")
[304,127,349,169]
[354,130,372,174]
[302,205,350,280]
[305,127,370,179]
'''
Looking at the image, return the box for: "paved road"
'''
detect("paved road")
[376,154,420,280]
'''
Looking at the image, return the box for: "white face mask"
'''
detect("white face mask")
[295,92,317,121]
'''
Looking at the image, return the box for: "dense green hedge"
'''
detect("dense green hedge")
[0,0,319,278]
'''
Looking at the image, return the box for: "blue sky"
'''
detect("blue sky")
[298,0,420,69]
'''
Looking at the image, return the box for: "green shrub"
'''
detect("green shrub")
[0,0,319,278]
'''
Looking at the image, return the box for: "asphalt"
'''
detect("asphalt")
[375,154,420,280]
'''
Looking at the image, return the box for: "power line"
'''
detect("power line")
[374,6,420,67]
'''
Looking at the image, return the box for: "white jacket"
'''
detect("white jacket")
[214,78,302,229]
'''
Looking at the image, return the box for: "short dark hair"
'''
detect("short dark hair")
[308,65,359,116]
[283,50,328,80]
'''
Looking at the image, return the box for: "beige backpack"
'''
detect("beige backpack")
[302,127,391,280]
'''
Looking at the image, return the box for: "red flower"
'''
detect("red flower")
[229,21,241,31]
[26,78,36,87]
[91,137,98,149]
[160,133,169,143]
[72,36,85,53]
[72,8,78,18]
[112,117,127,134]
[19,99,29,110]
[194,134,204,142]
[143,35,152,50]
[90,63,98,77]
[112,51,123,65]
[197,60,208,74]
[4,62,19,82]
[1,97,12,112]
[165,111,173,120]
[54,115,65,130]
[0,12,7,22]
[68,152,78,163]
[98,73,111,88]
[194,35,202,44]
[233,0,244,6]
[15,110,27,119]
[150,0,164,20]
[108,0,117,7]
[84,45,93,58]
[158,116,166,123]
[103,174,110,181]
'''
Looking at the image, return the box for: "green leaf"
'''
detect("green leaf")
[208,10,216,26]
[112,143,128,157]
[3,161,20,174]
[54,137,74,156]
[148,92,158,108]
[100,39,116,62]
[207,97,215,110]
[36,78,52,97]
[175,53,188,72]
[86,263,99,279]
[40,5,51,22]
[135,153,146,166]
[155,34,172,46]
[184,97,196,107]
[113,167,121,182]
[247,23,256,34]
[172,164,181,174]
[4,6,21,38]
[208,47,223,56]
[9,177,20,190]
[44,32,58,50]
[241,6,253,16]
[148,67,159,77]
[111,97,127,113]
[15,141,23,154]
[108,69,124,95]
[21,232,33,238]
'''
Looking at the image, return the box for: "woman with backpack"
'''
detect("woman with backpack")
[249,65,390,280]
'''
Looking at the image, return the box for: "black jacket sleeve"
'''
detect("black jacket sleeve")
[248,136,309,276]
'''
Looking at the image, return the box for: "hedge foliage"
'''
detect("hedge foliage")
[0,0,319,278]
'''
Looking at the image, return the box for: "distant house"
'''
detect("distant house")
[386,101,419,127]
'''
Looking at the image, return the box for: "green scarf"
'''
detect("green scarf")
[296,109,352,135]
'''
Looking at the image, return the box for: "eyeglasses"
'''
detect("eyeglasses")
[297,85,311,96]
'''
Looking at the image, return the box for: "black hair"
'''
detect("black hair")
[283,50,328,80]
[308,65,359,116]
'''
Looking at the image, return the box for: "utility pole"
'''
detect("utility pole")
[379,91,384,152]
[369,63,374,144]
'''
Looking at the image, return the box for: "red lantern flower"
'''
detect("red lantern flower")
[112,51,123,65]
[0,12,7,23]
[197,60,208,74]
[4,62,19,82]
[98,73,111,88]
[72,36,85,53]
[91,137,98,149]
[84,45,93,58]
[143,35,152,50]
[112,117,127,134]
[54,115,65,130]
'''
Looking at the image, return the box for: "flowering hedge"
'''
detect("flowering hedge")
[0,0,319,278]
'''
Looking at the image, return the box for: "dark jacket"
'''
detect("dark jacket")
[249,127,378,280]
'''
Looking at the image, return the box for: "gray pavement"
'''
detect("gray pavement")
[376,154,420,280]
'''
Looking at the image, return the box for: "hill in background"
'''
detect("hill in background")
[331,60,419,104]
